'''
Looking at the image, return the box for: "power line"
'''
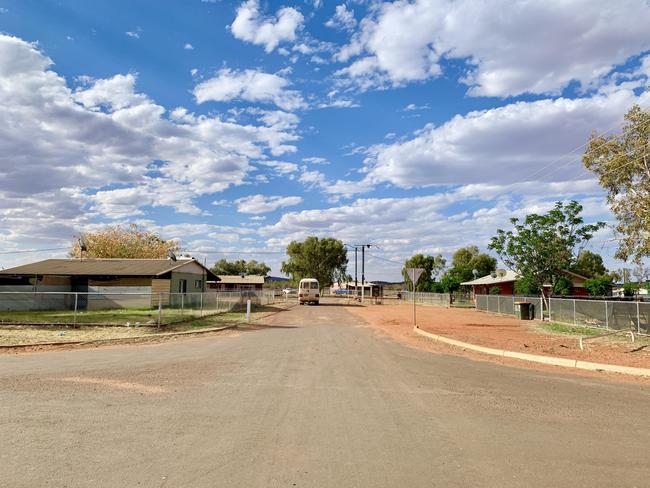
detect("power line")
[565,151,650,184]
[521,98,649,184]
[0,247,69,255]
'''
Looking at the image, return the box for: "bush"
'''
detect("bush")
[552,276,572,296]
[514,274,540,295]
[583,276,613,296]
[488,286,502,295]
[623,282,640,297]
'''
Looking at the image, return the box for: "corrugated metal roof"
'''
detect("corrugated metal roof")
[461,270,519,286]
[0,258,219,280]
[216,275,265,285]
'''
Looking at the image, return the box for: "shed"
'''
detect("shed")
[209,275,265,291]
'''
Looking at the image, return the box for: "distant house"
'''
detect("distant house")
[330,281,384,298]
[0,258,219,310]
[462,269,589,296]
[209,275,265,291]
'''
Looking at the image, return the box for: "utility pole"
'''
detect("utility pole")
[361,245,365,303]
[354,247,358,299]
[354,244,371,303]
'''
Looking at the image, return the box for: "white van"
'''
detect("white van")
[298,278,320,305]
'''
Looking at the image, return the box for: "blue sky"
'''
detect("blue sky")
[0,0,649,280]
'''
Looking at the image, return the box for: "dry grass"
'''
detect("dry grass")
[0,305,281,346]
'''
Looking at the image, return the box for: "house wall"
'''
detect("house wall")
[86,278,153,310]
[170,271,206,294]
[213,283,263,291]
[473,282,515,295]
[0,285,72,311]
[151,279,171,306]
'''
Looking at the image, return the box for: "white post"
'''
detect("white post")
[573,299,577,327]
[637,301,641,334]
[497,296,501,314]
[413,289,417,328]
[200,292,203,317]
[546,296,550,321]
[605,300,609,329]
[246,299,251,322]
[73,292,78,327]
[157,292,162,328]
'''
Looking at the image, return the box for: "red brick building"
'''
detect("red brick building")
[462,269,589,296]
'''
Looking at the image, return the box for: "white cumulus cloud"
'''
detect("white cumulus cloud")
[230,0,304,53]
[234,194,303,214]
[193,68,306,111]
[336,0,650,96]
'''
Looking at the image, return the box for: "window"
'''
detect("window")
[178,279,187,293]
[194,280,202,289]
[310,282,319,289]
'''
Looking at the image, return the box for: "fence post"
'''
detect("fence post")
[546,296,549,321]
[637,301,641,334]
[200,292,204,317]
[157,293,162,328]
[181,293,184,317]
[573,299,576,327]
[246,299,251,322]
[605,300,609,329]
[497,296,501,314]
[73,292,78,327]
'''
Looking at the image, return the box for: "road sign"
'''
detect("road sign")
[406,268,424,286]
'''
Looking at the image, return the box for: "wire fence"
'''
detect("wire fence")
[475,295,649,335]
[403,292,451,307]
[0,290,277,327]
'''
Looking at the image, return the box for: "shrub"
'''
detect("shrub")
[488,286,502,295]
[583,276,613,296]
[552,276,572,296]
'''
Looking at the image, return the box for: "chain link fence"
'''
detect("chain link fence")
[475,295,545,320]
[475,295,649,335]
[0,290,277,327]
[403,292,451,307]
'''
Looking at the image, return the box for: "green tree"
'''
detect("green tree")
[70,224,180,259]
[514,274,541,296]
[211,259,271,276]
[583,103,650,263]
[402,254,446,292]
[623,282,640,297]
[583,276,613,296]
[281,237,348,288]
[488,201,605,296]
[439,246,496,293]
[552,276,572,296]
[571,250,608,279]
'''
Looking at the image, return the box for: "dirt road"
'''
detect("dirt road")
[1,300,649,487]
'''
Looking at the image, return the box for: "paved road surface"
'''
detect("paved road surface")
[1,301,649,487]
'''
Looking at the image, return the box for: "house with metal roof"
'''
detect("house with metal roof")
[0,258,219,310]
[208,275,265,291]
[461,269,588,296]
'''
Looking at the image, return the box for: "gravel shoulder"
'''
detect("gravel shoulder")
[345,302,650,382]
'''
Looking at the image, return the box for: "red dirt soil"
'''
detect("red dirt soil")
[345,303,650,380]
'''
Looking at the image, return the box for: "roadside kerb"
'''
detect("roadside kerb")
[413,326,650,377]
[0,302,296,351]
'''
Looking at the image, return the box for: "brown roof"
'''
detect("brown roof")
[216,275,265,285]
[0,258,219,280]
